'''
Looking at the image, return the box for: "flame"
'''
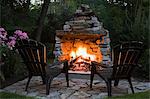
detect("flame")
[70,46,96,61]
[70,51,76,59]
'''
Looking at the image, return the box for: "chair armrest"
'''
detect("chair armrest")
[47,62,64,69]
[61,60,68,64]
[60,60,69,72]
[91,61,113,72]
[45,62,62,76]
[45,60,69,76]
[91,61,113,78]
[111,64,142,68]
[91,61,111,68]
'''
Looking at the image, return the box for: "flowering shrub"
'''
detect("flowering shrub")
[0,27,29,80]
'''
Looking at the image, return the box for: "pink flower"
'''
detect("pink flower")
[9,36,16,40]
[0,28,5,32]
[2,37,8,41]
[14,30,28,40]
[0,28,7,39]
[0,38,4,45]
[0,28,8,44]
[19,32,28,39]
[7,40,16,50]
[14,30,23,36]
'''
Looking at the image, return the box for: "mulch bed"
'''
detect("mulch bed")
[0,74,27,89]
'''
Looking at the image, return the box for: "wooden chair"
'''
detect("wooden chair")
[90,41,143,96]
[15,39,69,95]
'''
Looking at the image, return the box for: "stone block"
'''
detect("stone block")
[47,91,61,99]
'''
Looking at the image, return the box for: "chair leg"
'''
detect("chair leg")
[90,71,94,89]
[128,78,134,94]
[65,71,69,87]
[114,79,119,86]
[41,76,46,84]
[25,76,32,91]
[64,61,69,87]
[106,79,112,96]
[46,78,53,95]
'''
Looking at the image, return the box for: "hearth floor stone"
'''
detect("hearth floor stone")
[1,75,150,99]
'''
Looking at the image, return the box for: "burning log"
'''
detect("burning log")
[69,56,92,71]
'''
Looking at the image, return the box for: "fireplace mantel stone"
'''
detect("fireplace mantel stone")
[56,31,107,40]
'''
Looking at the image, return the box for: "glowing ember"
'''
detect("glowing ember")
[70,46,96,61]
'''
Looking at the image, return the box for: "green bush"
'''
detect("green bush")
[0,46,28,87]
[133,49,149,80]
[0,46,16,79]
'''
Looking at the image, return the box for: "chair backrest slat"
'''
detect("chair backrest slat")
[112,41,143,78]
[16,39,47,76]
[16,40,37,74]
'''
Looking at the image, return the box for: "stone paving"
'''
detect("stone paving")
[1,75,150,99]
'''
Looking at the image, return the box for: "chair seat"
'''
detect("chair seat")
[45,62,64,77]
[96,67,113,79]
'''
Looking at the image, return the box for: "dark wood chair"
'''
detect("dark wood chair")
[90,41,143,96]
[15,39,69,95]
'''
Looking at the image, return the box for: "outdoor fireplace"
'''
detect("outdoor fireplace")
[54,4,111,74]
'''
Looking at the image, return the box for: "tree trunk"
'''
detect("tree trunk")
[133,0,142,33]
[35,0,50,41]
[23,0,30,13]
[0,0,1,25]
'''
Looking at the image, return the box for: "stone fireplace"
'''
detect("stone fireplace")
[54,4,111,74]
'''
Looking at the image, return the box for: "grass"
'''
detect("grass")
[0,90,149,99]
[105,90,150,99]
[0,92,35,99]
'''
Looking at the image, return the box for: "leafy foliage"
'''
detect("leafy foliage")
[1,0,39,34]
[134,49,150,79]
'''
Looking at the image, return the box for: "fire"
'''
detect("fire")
[70,46,96,61]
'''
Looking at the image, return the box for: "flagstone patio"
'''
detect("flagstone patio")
[1,74,150,99]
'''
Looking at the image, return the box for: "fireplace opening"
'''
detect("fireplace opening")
[59,39,103,72]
